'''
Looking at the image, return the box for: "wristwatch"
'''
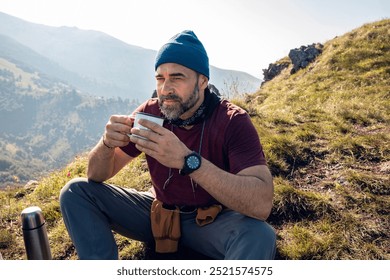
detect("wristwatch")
[179,152,202,175]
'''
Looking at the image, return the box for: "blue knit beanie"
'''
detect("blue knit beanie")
[155,30,209,79]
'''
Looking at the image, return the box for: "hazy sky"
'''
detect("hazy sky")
[1,0,389,78]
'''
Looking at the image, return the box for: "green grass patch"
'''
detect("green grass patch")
[1,19,389,260]
[270,178,336,225]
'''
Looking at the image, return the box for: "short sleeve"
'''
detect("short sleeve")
[225,113,266,174]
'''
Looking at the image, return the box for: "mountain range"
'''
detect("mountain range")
[0,12,260,187]
[0,12,261,100]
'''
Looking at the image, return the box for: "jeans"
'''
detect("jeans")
[59,177,276,260]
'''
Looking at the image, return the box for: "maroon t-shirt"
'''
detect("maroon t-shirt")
[121,98,267,207]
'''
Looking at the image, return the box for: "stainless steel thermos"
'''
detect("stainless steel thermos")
[21,206,52,260]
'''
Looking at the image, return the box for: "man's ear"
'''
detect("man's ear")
[199,75,208,90]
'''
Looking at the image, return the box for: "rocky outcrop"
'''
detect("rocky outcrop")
[289,43,323,74]
[262,62,289,84]
[261,43,323,85]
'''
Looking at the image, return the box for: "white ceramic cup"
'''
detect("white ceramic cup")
[132,112,164,139]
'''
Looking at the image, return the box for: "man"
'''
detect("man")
[60,30,276,259]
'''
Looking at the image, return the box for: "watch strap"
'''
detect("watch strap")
[179,151,201,176]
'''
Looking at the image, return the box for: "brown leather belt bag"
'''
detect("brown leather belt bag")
[150,199,181,253]
[150,199,222,253]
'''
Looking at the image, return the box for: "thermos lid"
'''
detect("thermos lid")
[21,206,45,230]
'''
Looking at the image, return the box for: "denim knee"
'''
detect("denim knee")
[227,218,276,259]
[246,220,276,258]
[240,219,275,242]
[59,177,89,206]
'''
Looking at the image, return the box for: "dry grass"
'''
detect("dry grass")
[1,19,389,260]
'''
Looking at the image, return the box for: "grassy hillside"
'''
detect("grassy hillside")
[1,19,389,260]
[247,18,389,259]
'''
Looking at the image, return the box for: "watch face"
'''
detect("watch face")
[187,155,200,169]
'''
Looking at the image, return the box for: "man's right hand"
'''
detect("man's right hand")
[103,115,134,148]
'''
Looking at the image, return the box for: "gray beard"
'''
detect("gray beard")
[158,85,200,121]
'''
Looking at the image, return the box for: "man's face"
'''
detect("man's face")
[155,63,205,120]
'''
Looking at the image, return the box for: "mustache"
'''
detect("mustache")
[159,94,182,103]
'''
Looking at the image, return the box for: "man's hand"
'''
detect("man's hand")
[130,119,191,169]
[104,115,133,148]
